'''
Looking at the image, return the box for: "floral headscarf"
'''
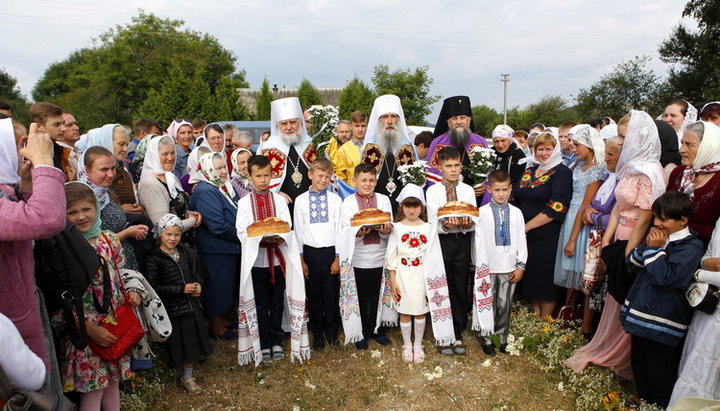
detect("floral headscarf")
[571,125,606,166]
[187,145,212,184]
[153,213,183,237]
[230,148,252,179]
[198,152,237,207]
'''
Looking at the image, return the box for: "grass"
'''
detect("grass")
[122,327,578,411]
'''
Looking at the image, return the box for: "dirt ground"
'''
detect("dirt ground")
[153,328,577,411]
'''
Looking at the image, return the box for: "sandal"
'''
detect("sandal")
[181,377,203,395]
[413,346,425,363]
[402,345,414,362]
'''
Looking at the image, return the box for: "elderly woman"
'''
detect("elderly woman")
[513,131,573,317]
[566,110,665,380]
[167,120,195,180]
[667,121,720,246]
[188,152,240,339]
[0,119,66,370]
[138,135,201,232]
[491,124,526,184]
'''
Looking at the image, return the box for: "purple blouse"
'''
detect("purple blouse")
[588,175,617,231]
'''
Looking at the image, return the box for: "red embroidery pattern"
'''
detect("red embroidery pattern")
[429,144,450,170]
[262,148,287,179]
[400,257,422,267]
[396,144,415,166]
[362,143,384,173]
[518,169,557,189]
[303,144,317,165]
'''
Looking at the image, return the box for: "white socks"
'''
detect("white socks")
[400,321,412,347]
[413,317,426,347]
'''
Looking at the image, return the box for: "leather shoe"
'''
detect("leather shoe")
[481,344,497,356]
[355,340,368,350]
[374,335,392,346]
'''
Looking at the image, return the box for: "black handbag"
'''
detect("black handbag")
[601,240,632,304]
[686,272,720,314]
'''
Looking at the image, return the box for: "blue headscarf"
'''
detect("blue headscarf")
[65,181,102,239]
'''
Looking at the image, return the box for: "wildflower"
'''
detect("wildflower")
[377,360,386,367]
[557,382,564,391]
[370,350,382,359]
[542,325,551,333]
[304,381,316,390]
[481,359,492,367]
[432,366,443,378]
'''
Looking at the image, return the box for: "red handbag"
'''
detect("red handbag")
[88,302,144,362]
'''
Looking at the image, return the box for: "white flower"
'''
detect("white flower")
[482,359,492,367]
[424,372,435,381]
[432,366,443,378]
[370,349,381,359]
[557,382,564,391]
[507,334,515,344]
[293,406,301,411]
[304,381,316,390]
[377,360,386,367]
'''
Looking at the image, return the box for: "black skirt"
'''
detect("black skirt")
[167,307,212,368]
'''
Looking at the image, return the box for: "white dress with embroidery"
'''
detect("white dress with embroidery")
[387,222,430,315]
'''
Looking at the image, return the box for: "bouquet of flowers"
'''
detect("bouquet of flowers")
[397,160,428,186]
[308,105,339,157]
[466,146,496,186]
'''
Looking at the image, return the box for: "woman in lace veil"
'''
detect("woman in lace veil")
[663,100,698,145]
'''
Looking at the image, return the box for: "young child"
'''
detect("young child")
[475,170,527,356]
[236,155,293,362]
[426,146,476,355]
[293,158,342,349]
[145,213,211,395]
[62,182,139,411]
[338,163,393,350]
[619,191,704,408]
[388,184,454,363]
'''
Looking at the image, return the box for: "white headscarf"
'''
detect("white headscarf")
[616,110,665,202]
[230,148,252,179]
[187,145,212,184]
[396,183,426,205]
[524,132,563,171]
[198,152,237,208]
[153,213,183,237]
[692,122,720,169]
[678,101,698,141]
[0,118,19,185]
[167,120,193,141]
[599,124,618,140]
[141,135,183,199]
[571,125,606,166]
[363,94,413,153]
[76,123,123,184]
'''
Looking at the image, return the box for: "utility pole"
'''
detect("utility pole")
[501,74,509,124]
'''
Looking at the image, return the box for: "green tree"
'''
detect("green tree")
[137,63,213,123]
[471,105,503,137]
[296,79,323,109]
[575,56,663,122]
[32,11,243,128]
[659,0,720,104]
[338,77,375,119]
[371,65,440,125]
[213,74,249,121]
[522,95,569,127]
[0,67,31,125]
[255,78,273,121]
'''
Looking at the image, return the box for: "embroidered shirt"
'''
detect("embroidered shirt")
[293,189,342,250]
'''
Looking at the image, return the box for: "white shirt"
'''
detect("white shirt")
[0,313,46,391]
[339,193,393,269]
[476,202,528,273]
[236,191,292,267]
[294,189,343,251]
[426,181,477,234]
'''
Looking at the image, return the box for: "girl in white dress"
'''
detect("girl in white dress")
[388,185,431,363]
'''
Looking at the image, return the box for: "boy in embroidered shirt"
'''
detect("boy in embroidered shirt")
[426,146,476,355]
[475,170,527,356]
[294,158,343,349]
[236,155,292,362]
[339,163,393,350]
[619,191,704,408]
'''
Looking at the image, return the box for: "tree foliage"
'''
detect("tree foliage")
[296,79,323,109]
[575,56,662,122]
[338,77,375,119]
[0,68,31,125]
[471,105,503,137]
[32,11,247,128]
[659,0,720,104]
[371,65,439,125]
[255,78,273,121]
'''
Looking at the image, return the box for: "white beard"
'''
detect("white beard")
[377,128,401,154]
[282,132,301,146]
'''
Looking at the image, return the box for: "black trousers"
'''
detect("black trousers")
[439,232,472,341]
[630,334,683,408]
[354,267,385,339]
[251,266,286,349]
[303,245,340,343]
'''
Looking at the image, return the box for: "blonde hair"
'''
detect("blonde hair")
[534,132,557,148]
[309,157,333,173]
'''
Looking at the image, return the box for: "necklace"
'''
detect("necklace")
[383,148,398,195]
[288,149,303,188]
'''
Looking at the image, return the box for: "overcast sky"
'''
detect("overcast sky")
[1,0,691,124]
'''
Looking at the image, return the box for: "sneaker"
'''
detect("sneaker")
[452,340,466,355]
[373,335,392,346]
[181,377,203,395]
[437,346,454,355]
[481,343,497,356]
[271,345,285,360]
[261,349,271,362]
[355,340,368,350]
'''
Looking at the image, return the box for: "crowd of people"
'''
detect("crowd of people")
[1,95,720,409]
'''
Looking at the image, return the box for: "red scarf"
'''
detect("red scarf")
[251,190,285,283]
[355,192,380,245]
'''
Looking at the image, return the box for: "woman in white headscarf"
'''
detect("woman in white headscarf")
[513,131,573,317]
[566,110,665,381]
[667,121,720,245]
[188,152,241,339]
[167,119,194,180]
[229,148,253,199]
[137,135,201,233]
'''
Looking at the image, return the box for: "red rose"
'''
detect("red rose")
[401,233,410,242]
[419,235,427,243]
[401,258,408,265]
[409,238,420,248]
[412,258,420,266]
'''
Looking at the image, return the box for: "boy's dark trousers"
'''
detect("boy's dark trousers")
[439,232,472,341]
[251,266,286,349]
[303,245,340,344]
[353,267,385,339]
[631,334,684,408]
